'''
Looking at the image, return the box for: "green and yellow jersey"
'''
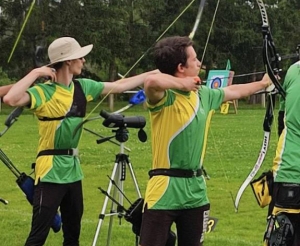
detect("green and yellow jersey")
[27,78,104,184]
[145,86,224,210]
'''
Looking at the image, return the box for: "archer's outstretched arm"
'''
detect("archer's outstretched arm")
[223,74,270,102]
[101,69,160,95]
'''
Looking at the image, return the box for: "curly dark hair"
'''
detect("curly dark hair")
[153,36,193,76]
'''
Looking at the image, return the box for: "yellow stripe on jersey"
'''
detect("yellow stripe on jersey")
[145,90,199,209]
[273,127,286,177]
[33,85,74,184]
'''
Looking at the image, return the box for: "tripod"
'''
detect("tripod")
[92,126,143,246]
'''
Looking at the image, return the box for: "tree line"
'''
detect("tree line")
[0,0,300,86]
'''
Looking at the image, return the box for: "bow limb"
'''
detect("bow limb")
[3,0,35,137]
[7,0,36,63]
[234,99,274,212]
[258,0,285,98]
[234,0,285,212]
[189,0,206,40]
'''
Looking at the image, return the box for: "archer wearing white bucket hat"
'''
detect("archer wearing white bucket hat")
[4,36,159,246]
[47,37,93,66]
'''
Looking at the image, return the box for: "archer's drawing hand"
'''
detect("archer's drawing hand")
[35,66,57,82]
[182,76,201,92]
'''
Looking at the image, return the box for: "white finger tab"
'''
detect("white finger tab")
[265,83,275,93]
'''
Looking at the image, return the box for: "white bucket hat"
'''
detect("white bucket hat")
[47,37,93,66]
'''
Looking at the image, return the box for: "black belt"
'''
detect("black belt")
[37,148,78,158]
[148,168,202,178]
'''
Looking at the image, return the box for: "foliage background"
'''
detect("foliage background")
[1,0,300,86]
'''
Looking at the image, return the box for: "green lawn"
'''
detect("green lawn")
[0,101,277,246]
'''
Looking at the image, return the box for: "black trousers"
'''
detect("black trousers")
[25,180,83,246]
[267,182,300,246]
[140,204,210,246]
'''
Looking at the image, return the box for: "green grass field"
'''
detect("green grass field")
[0,101,277,246]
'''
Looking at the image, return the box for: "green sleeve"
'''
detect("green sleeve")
[27,82,53,110]
[199,86,224,110]
[77,78,105,102]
